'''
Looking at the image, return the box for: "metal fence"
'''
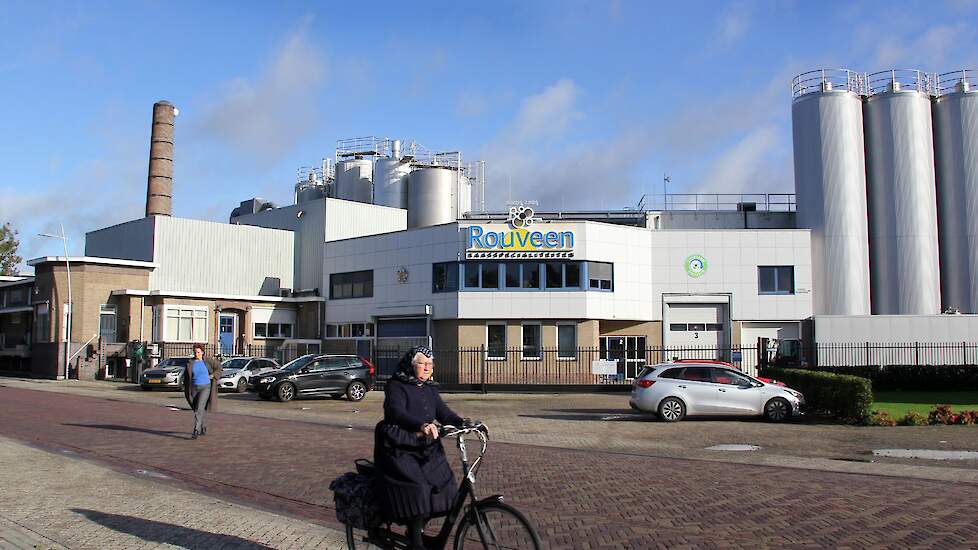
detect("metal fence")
[809,342,978,368]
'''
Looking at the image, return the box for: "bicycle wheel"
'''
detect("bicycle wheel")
[345,524,383,550]
[453,501,541,550]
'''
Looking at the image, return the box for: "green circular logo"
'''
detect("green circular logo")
[685,254,708,278]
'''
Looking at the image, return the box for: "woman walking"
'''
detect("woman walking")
[182,343,221,439]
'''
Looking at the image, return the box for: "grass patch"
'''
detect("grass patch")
[872,391,978,417]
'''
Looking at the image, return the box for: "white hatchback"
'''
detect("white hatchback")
[629,363,804,422]
[218,357,280,393]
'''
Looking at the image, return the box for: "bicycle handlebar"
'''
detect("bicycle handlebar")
[438,422,489,440]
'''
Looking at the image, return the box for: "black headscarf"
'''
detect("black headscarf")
[393,346,437,386]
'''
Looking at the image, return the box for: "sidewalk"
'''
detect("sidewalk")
[0,436,346,550]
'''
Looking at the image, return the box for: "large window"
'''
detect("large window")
[758,266,795,295]
[330,270,373,299]
[504,262,520,288]
[487,323,506,360]
[35,303,50,342]
[522,323,541,360]
[521,263,540,289]
[99,304,117,343]
[557,324,576,359]
[163,306,208,342]
[432,262,458,293]
[326,322,374,338]
[587,262,614,290]
[255,322,293,339]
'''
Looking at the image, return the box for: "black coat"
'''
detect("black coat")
[374,377,464,521]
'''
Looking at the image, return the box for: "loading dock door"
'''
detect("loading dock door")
[665,303,728,359]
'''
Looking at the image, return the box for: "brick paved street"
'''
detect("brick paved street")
[2,384,978,549]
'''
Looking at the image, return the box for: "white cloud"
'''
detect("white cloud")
[693,126,785,194]
[873,23,966,68]
[716,1,752,43]
[193,20,326,165]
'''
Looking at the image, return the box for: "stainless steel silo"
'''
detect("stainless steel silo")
[374,158,412,209]
[864,69,942,315]
[408,167,457,228]
[334,158,373,203]
[791,69,872,315]
[934,70,978,313]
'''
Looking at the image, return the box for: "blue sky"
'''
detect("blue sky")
[2,0,977,271]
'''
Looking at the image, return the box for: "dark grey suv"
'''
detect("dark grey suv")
[249,354,375,402]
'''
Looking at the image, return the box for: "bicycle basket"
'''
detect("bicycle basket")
[329,471,382,529]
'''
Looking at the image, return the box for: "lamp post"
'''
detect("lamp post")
[39,224,71,380]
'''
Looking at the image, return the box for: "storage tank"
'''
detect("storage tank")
[864,69,942,315]
[374,158,412,209]
[791,69,872,315]
[334,158,373,203]
[408,167,457,228]
[934,70,978,313]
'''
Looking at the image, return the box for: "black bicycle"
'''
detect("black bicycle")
[345,422,541,550]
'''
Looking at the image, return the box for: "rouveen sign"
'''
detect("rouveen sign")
[465,206,576,259]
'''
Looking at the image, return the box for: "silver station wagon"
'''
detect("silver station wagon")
[629,363,804,422]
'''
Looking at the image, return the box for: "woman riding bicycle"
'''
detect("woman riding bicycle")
[374,346,467,550]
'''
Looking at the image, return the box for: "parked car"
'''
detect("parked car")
[249,354,375,402]
[629,362,804,422]
[217,357,280,393]
[140,357,191,390]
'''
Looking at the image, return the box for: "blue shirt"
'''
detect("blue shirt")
[191,360,210,386]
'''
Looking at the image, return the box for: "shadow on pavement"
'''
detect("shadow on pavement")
[71,509,274,549]
[63,423,189,439]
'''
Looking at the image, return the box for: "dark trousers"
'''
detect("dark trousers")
[190,383,210,433]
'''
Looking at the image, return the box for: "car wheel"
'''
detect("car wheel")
[236,378,248,393]
[658,397,685,422]
[764,397,791,422]
[277,383,296,402]
[346,381,367,402]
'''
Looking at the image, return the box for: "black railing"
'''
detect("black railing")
[807,342,978,368]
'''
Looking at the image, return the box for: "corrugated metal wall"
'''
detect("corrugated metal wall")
[150,217,294,295]
[324,198,407,242]
[84,217,156,262]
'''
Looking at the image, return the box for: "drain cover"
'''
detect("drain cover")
[873,449,978,460]
[706,444,760,451]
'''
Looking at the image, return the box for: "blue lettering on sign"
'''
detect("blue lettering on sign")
[466,226,576,251]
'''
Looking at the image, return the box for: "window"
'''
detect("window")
[330,270,373,299]
[99,304,117,343]
[487,324,506,360]
[659,367,685,379]
[546,262,562,288]
[35,303,50,342]
[254,322,292,339]
[163,306,208,343]
[713,368,752,386]
[326,324,337,337]
[587,262,613,290]
[557,324,576,359]
[463,262,480,288]
[481,263,499,289]
[669,323,687,331]
[521,263,540,289]
[521,324,541,359]
[705,323,723,331]
[504,262,520,288]
[679,367,714,382]
[758,266,795,295]
[432,262,458,293]
[565,263,581,288]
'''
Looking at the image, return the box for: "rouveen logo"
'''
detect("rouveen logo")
[466,214,575,260]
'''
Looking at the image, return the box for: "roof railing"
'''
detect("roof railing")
[936,69,978,95]
[866,69,936,95]
[791,69,865,98]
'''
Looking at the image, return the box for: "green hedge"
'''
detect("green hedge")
[810,365,978,391]
[761,367,873,424]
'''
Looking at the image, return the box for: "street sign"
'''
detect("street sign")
[591,360,618,375]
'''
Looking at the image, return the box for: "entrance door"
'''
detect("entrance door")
[219,313,237,356]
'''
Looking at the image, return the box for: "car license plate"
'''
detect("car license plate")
[149,379,162,384]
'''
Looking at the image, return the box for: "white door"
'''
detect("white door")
[665,303,727,358]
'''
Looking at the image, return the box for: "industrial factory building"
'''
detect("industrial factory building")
[3,67,978,383]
